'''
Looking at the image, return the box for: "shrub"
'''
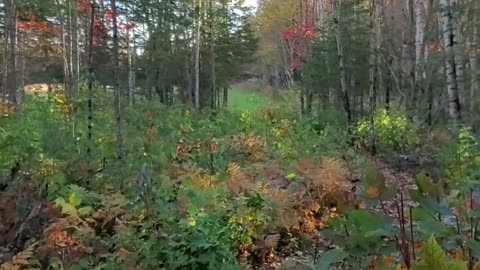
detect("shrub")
[356,109,418,152]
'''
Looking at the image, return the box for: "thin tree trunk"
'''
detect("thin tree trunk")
[209,0,216,110]
[452,0,465,109]
[334,0,351,125]
[111,0,124,160]
[72,0,79,99]
[87,1,95,158]
[223,87,228,107]
[368,0,378,155]
[127,28,134,106]
[2,36,7,100]
[66,1,73,98]
[57,0,72,98]
[194,0,201,110]
[18,32,25,104]
[414,0,425,109]
[468,0,478,115]
[439,0,461,121]
[385,57,392,111]
[6,0,17,106]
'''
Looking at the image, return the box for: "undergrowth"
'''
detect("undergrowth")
[0,85,479,270]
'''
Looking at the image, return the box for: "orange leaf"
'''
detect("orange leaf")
[383,256,393,266]
[366,187,380,198]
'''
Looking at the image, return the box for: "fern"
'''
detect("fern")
[227,163,255,195]
[294,158,354,207]
[411,235,468,270]
[0,242,37,270]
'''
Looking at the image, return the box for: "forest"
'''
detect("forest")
[0,0,479,269]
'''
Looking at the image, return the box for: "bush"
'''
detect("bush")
[356,109,418,152]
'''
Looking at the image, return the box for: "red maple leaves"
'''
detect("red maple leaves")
[281,23,319,70]
[17,13,52,34]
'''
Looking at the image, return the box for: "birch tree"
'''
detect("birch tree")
[439,0,462,121]
[334,0,351,125]
[5,0,17,106]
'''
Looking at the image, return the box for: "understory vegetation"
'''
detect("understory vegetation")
[1,0,480,269]
[0,85,479,270]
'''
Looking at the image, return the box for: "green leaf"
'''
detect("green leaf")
[415,173,433,194]
[77,206,93,217]
[49,172,66,185]
[286,173,296,180]
[61,202,78,216]
[314,249,348,270]
[423,235,448,269]
[466,239,480,259]
[69,192,82,207]
[412,235,467,270]
[54,197,66,206]
[380,185,396,200]
[362,163,386,189]
[447,261,468,270]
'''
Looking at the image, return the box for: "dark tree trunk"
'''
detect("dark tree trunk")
[111,0,124,160]
[87,1,95,158]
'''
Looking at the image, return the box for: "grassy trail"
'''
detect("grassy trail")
[228,86,269,112]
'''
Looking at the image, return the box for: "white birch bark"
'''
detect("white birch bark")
[414,0,425,93]
[439,0,461,121]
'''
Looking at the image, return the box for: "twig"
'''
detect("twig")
[409,207,416,260]
[455,215,466,265]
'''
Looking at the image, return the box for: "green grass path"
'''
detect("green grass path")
[228,87,269,112]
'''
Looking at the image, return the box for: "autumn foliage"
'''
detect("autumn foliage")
[281,23,319,70]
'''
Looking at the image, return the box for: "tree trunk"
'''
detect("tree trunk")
[468,0,478,115]
[368,0,378,155]
[414,0,425,108]
[334,0,351,125]
[72,1,79,99]
[452,0,465,109]
[6,0,17,106]
[223,87,228,107]
[87,1,95,158]
[18,32,25,104]
[194,0,202,110]
[127,28,134,106]
[111,0,124,160]
[2,30,7,100]
[66,2,73,98]
[439,0,462,121]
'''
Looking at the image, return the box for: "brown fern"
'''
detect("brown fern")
[294,158,354,208]
[227,163,255,196]
[0,242,37,270]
